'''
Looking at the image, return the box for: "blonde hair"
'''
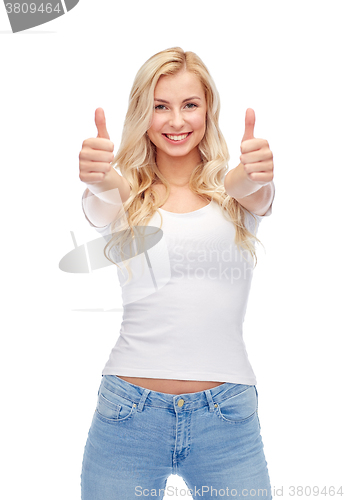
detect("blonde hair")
[103,47,263,284]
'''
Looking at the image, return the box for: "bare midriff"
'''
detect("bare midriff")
[115,376,225,395]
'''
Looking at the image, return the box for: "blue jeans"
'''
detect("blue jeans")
[80,375,272,499]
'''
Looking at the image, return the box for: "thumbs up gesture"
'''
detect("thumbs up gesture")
[79,108,115,185]
[239,108,274,186]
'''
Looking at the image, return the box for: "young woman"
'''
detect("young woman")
[79,47,275,500]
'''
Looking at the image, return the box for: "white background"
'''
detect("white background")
[1,0,344,498]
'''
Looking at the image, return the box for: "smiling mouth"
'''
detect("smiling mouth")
[163,132,192,142]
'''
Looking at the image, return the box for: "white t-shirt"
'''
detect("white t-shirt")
[85,195,274,385]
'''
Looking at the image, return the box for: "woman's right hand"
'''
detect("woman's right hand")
[79,108,115,185]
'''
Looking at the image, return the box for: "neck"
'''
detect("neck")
[155,147,202,188]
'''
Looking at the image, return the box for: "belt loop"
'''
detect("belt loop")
[205,389,215,412]
[137,388,150,412]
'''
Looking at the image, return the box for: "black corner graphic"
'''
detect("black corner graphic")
[4,0,80,33]
[64,0,79,11]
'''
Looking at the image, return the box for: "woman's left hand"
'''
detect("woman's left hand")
[239,108,274,186]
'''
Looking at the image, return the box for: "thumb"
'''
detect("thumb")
[241,108,256,142]
[95,108,110,140]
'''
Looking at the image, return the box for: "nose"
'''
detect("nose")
[169,109,185,130]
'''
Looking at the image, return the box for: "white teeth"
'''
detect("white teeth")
[166,133,189,141]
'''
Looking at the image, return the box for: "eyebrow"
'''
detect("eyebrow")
[154,96,202,104]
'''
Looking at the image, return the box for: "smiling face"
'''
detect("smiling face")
[147,70,207,165]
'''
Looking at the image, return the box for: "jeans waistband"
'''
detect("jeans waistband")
[100,375,254,413]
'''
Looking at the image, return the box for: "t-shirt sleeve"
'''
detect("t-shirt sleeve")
[91,223,112,240]
[249,183,275,221]
[244,183,275,233]
[81,188,114,238]
[84,213,113,241]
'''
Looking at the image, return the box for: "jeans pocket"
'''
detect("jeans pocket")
[216,385,257,424]
[96,383,137,424]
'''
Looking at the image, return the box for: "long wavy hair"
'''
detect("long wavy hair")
[103,47,263,284]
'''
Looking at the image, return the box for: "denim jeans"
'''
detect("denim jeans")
[80,375,272,499]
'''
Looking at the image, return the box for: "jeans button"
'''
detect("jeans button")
[178,399,185,407]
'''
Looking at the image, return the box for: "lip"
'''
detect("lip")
[162,132,192,144]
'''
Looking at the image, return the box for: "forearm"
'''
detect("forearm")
[82,167,131,227]
[224,162,263,199]
[82,188,122,228]
[85,166,130,205]
[224,162,275,215]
